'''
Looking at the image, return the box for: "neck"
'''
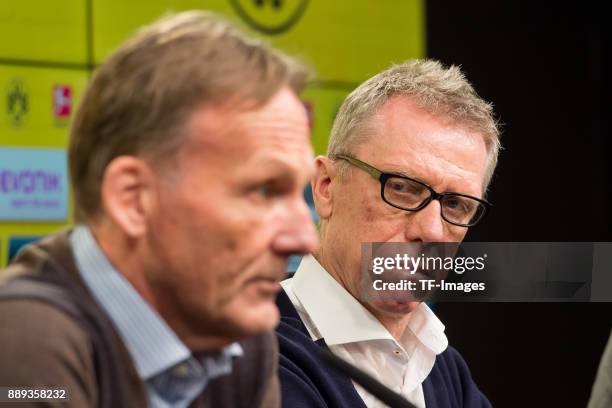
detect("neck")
[168,320,236,352]
[90,221,156,305]
[313,240,413,342]
[313,253,358,305]
[364,305,413,341]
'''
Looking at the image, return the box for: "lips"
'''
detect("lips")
[245,276,282,295]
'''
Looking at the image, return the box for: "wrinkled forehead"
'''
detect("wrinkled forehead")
[179,88,313,173]
[352,99,488,195]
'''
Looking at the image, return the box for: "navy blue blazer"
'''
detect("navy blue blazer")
[276,290,492,407]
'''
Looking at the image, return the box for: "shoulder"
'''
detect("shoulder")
[0,298,98,405]
[205,331,280,408]
[435,345,473,375]
[275,296,365,408]
[424,345,492,408]
[275,291,324,374]
[275,288,313,346]
[236,330,278,375]
[588,331,612,408]
[275,314,331,408]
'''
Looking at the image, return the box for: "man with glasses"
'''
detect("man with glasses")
[276,60,500,407]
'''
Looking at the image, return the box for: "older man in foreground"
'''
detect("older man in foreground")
[276,60,500,407]
[0,11,318,408]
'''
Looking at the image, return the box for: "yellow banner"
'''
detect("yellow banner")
[0,0,424,265]
[0,1,88,64]
[92,0,424,83]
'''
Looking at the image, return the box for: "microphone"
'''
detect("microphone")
[319,348,417,408]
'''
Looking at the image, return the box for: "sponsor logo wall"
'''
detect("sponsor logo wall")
[0,63,87,266]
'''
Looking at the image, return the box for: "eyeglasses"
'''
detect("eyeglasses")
[332,154,490,227]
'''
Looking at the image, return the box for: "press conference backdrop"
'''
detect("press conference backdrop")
[0,0,425,266]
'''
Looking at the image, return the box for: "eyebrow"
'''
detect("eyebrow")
[380,166,483,198]
[381,166,423,182]
[245,155,313,182]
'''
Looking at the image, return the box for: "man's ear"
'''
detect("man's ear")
[311,156,337,220]
[100,156,156,238]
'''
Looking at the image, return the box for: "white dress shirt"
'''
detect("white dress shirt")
[281,255,448,408]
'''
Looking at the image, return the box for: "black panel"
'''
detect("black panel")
[426,1,610,407]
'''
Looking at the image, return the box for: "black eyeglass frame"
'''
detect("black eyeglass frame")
[331,154,491,227]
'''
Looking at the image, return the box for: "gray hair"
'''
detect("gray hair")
[328,59,501,191]
[69,11,310,222]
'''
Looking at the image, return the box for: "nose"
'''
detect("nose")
[407,200,446,242]
[272,197,319,256]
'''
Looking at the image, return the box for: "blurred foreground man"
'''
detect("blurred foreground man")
[276,60,500,407]
[0,11,318,407]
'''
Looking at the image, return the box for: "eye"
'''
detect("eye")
[383,177,430,209]
[390,181,407,191]
[443,197,472,216]
[254,181,278,198]
[389,180,409,193]
[387,178,423,196]
[249,178,293,202]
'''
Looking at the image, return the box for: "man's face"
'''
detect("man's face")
[144,87,318,344]
[319,96,488,316]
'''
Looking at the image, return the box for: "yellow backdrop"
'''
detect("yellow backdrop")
[0,0,424,265]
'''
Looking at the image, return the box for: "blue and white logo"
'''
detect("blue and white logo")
[0,148,68,221]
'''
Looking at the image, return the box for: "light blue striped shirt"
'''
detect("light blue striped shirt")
[70,225,243,408]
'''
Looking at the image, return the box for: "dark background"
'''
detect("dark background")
[427,1,611,407]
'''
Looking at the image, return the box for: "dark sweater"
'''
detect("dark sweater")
[275,290,492,408]
[0,230,279,408]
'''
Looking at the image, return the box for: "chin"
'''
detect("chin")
[229,301,280,337]
[369,300,420,316]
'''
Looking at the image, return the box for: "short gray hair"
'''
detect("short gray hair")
[69,11,310,222]
[328,59,501,191]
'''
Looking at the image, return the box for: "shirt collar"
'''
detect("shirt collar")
[289,255,447,354]
[70,225,243,380]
